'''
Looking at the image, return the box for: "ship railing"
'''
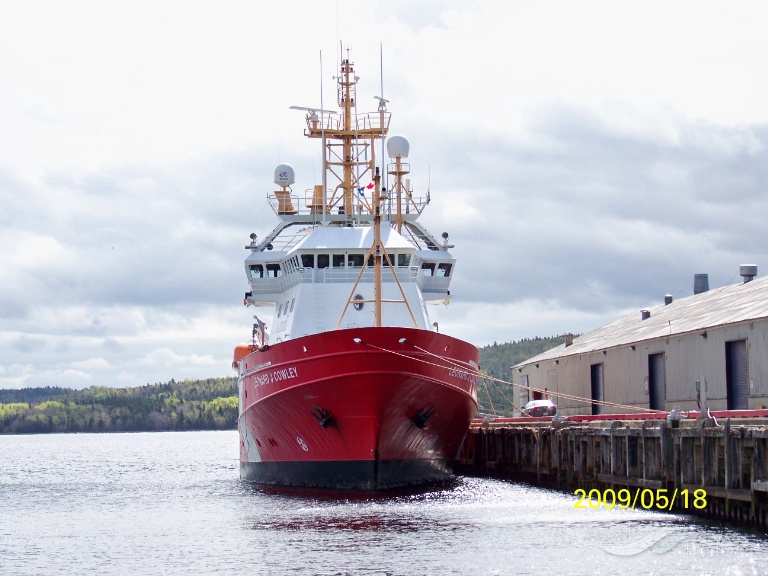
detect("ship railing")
[311,267,419,284]
[268,191,429,220]
[303,112,391,135]
[249,267,420,294]
[353,112,391,133]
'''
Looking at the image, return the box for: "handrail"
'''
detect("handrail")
[249,267,420,294]
[267,191,428,219]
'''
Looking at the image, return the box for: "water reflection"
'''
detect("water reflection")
[242,478,470,534]
[247,513,422,533]
[240,477,462,502]
[4,432,768,576]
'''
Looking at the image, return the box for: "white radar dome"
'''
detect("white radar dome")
[274,164,295,187]
[387,135,410,158]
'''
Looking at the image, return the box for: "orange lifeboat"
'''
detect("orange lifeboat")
[232,342,255,369]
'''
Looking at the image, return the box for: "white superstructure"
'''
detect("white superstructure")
[242,55,457,345]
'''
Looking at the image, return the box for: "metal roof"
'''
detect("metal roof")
[516,275,768,367]
[293,226,416,251]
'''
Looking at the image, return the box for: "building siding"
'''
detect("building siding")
[513,316,768,416]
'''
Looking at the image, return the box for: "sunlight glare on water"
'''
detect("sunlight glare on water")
[1,431,766,576]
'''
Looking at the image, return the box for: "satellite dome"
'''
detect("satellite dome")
[387,135,409,158]
[274,164,295,187]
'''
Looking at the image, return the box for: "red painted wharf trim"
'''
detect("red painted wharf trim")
[470,409,768,429]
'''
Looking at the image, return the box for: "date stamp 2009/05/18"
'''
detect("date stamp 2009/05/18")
[574,488,707,511]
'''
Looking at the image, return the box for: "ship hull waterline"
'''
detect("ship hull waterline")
[237,326,479,491]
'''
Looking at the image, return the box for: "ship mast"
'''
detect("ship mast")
[372,166,383,326]
[340,56,356,215]
[297,53,418,330]
[334,54,388,327]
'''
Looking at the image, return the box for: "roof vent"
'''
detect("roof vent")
[564,333,574,347]
[641,309,651,321]
[664,294,673,305]
[740,264,757,283]
[693,274,709,295]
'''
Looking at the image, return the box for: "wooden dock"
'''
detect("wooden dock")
[457,416,768,528]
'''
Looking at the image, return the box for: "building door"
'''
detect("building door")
[726,340,748,410]
[590,363,604,415]
[518,375,529,412]
[648,353,666,411]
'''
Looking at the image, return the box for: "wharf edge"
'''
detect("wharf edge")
[458,415,768,528]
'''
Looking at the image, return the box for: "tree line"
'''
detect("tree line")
[476,335,569,416]
[0,377,237,434]
[0,336,567,434]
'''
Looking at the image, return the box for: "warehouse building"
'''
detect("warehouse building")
[512,266,768,416]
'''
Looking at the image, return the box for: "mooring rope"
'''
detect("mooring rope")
[480,378,496,415]
[360,338,668,416]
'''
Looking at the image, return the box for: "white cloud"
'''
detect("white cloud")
[1,0,767,389]
[69,357,111,371]
[141,348,217,368]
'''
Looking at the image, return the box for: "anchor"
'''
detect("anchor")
[310,406,334,428]
[411,406,435,429]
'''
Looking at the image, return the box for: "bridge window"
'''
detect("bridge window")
[266,263,281,278]
[301,254,314,268]
[333,254,345,268]
[249,264,264,279]
[421,263,435,277]
[437,263,452,277]
[318,254,330,269]
[397,254,411,267]
[365,254,390,267]
[348,254,364,267]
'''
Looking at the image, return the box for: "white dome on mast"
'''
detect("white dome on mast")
[387,135,409,158]
[274,164,295,187]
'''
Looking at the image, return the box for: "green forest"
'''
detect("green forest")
[0,336,566,434]
[0,378,237,434]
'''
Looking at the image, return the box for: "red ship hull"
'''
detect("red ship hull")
[236,326,479,490]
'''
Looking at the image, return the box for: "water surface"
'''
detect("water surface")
[1,431,765,575]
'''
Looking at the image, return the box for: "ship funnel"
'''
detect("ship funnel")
[387,135,409,158]
[274,163,295,187]
[740,264,758,283]
[693,274,709,295]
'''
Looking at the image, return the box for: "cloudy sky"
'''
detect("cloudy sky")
[2,0,767,389]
